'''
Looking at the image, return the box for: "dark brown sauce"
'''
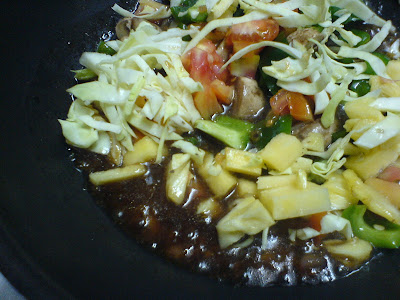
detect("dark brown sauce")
[72,148,365,286]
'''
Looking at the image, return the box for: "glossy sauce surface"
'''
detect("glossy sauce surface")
[73,148,362,286]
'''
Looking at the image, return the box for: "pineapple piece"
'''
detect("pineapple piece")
[365,178,400,209]
[223,147,263,176]
[196,198,221,218]
[123,136,167,166]
[196,153,237,198]
[343,119,378,140]
[302,132,325,152]
[370,75,400,97]
[322,171,357,210]
[257,174,297,190]
[166,154,191,205]
[89,164,147,185]
[386,60,400,81]
[345,143,399,180]
[259,183,330,220]
[345,98,384,122]
[237,179,257,198]
[258,133,304,172]
[343,169,400,224]
[216,197,275,248]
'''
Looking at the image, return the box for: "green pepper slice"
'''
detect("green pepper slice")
[349,79,371,97]
[195,116,254,150]
[171,0,208,25]
[251,115,293,150]
[342,205,400,249]
[364,52,390,75]
[97,41,117,55]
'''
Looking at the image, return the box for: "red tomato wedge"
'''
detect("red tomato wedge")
[182,38,228,85]
[193,87,223,119]
[270,89,314,122]
[226,19,280,54]
[210,79,234,105]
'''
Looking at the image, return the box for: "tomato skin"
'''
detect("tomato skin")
[308,212,328,232]
[226,19,280,53]
[182,39,229,85]
[210,79,234,105]
[193,87,223,119]
[378,165,400,182]
[270,89,314,122]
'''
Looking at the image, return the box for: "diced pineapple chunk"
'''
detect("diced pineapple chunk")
[196,198,221,218]
[343,119,378,140]
[370,75,400,97]
[196,153,237,198]
[345,143,399,180]
[89,164,147,185]
[322,171,357,210]
[166,154,192,205]
[257,174,297,190]
[258,133,304,172]
[365,178,400,209]
[223,148,263,176]
[386,60,400,81]
[123,136,167,165]
[237,179,257,198]
[216,197,275,248]
[345,98,384,122]
[302,132,325,152]
[343,169,400,224]
[259,183,330,220]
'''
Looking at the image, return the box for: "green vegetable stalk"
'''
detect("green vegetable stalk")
[72,69,97,81]
[342,205,400,249]
[195,115,254,150]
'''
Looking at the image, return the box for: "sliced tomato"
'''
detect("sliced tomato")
[308,212,328,232]
[182,38,229,85]
[270,89,290,116]
[226,18,280,54]
[378,164,400,182]
[288,93,314,122]
[210,79,234,105]
[193,87,223,119]
[270,89,314,122]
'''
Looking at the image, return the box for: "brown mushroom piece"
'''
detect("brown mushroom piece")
[230,77,266,120]
[287,27,324,47]
[292,118,339,148]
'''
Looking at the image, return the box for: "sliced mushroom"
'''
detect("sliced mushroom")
[230,77,266,120]
[292,118,339,148]
[287,27,324,47]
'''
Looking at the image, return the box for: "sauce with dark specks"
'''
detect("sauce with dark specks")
[72,148,366,286]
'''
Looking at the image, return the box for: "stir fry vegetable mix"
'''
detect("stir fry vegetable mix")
[60,0,400,262]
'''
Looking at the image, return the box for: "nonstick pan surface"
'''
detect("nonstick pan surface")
[1,0,399,298]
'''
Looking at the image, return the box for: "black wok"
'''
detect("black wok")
[1,0,399,298]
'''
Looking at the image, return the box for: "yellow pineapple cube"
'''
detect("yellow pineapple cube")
[386,60,400,81]
[123,136,167,165]
[257,174,297,190]
[89,164,147,185]
[322,171,357,210]
[237,179,258,198]
[197,153,237,198]
[345,145,399,180]
[302,132,325,152]
[259,183,330,220]
[258,133,304,172]
[223,148,263,176]
[345,99,384,122]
